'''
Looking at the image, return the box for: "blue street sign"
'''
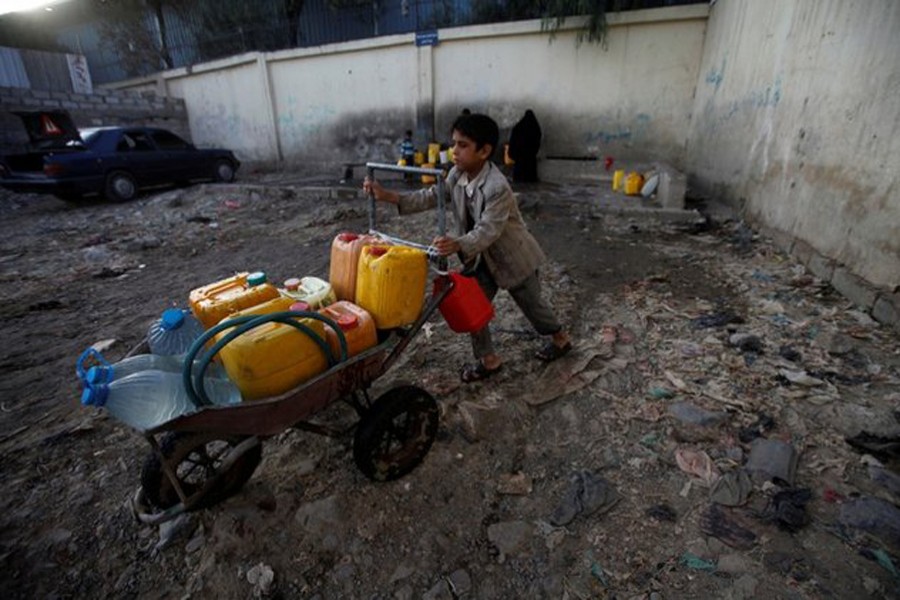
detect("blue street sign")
[415,30,439,47]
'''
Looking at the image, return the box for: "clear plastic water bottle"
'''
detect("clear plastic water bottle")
[81,370,242,431]
[148,308,205,356]
[84,353,228,385]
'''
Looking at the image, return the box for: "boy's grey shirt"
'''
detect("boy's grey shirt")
[397,161,546,289]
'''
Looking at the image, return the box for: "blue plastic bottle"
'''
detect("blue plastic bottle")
[148,308,205,356]
[81,370,242,431]
[84,353,228,385]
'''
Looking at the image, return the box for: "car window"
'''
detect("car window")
[81,130,101,145]
[117,132,155,152]
[151,130,190,150]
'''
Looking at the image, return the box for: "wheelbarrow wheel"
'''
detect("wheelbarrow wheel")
[353,385,439,482]
[140,432,262,510]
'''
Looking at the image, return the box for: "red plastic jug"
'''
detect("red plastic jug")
[433,271,494,333]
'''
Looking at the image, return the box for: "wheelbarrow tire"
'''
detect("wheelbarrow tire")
[140,432,262,510]
[353,385,439,482]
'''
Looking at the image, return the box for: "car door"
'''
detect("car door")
[113,130,169,185]
[150,130,199,182]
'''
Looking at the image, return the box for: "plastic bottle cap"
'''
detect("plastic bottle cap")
[336,314,358,331]
[284,277,301,291]
[85,365,112,385]
[247,272,267,286]
[290,301,310,312]
[160,308,185,331]
[338,232,359,242]
[81,384,109,407]
[368,246,388,257]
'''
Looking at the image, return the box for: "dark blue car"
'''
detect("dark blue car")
[0,111,240,202]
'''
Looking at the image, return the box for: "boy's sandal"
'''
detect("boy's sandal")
[460,362,503,383]
[535,341,573,362]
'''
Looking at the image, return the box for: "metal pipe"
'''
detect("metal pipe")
[368,230,434,254]
[365,161,449,270]
[366,165,375,231]
[436,176,446,236]
[365,161,443,176]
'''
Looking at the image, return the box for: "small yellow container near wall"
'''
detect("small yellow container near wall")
[612,169,625,192]
[189,272,280,329]
[421,163,436,184]
[355,245,428,329]
[503,144,515,166]
[216,296,328,400]
[427,143,441,165]
[624,172,645,196]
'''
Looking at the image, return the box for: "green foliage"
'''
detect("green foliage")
[542,0,612,47]
[191,0,284,58]
[472,0,648,48]
[83,0,192,75]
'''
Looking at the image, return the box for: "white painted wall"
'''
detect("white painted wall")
[267,37,419,165]
[110,5,709,170]
[434,11,707,163]
[686,0,900,288]
[165,57,276,162]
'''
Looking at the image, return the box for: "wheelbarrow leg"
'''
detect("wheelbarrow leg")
[344,390,373,417]
[146,433,190,506]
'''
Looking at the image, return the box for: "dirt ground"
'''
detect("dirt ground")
[1,172,899,599]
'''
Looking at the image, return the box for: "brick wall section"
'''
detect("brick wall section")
[0,86,188,154]
[757,222,900,333]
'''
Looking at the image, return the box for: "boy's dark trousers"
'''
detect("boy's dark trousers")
[468,260,561,359]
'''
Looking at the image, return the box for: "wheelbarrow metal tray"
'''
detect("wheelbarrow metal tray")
[148,339,393,437]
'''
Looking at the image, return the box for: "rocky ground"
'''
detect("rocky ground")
[1,172,899,599]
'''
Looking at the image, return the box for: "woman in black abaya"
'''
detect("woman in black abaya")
[508,109,542,182]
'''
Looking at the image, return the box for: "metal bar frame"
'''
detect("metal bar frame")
[365,161,446,237]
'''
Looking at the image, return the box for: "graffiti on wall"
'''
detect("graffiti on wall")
[705,56,726,91]
[583,113,652,148]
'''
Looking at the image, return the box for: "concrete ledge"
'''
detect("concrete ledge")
[873,293,899,329]
[758,224,794,255]
[832,267,880,309]
[791,239,815,266]
[589,204,705,225]
[807,253,836,282]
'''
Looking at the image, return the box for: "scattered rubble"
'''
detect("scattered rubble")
[0,178,898,598]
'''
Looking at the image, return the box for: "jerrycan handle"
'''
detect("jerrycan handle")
[75,347,112,382]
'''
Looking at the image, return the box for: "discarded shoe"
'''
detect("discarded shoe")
[460,362,502,383]
[535,341,572,362]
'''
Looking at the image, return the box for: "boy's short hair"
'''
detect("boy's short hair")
[405,129,413,137]
[451,114,499,152]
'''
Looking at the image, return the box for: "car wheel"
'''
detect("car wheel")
[213,159,235,183]
[104,170,137,202]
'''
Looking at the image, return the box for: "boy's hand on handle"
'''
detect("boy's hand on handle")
[433,236,461,257]
[363,177,398,204]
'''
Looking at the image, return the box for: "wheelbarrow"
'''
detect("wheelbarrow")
[121,162,458,525]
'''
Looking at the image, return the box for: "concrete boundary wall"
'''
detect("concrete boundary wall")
[0,85,189,153]
[108,5,709,169]
[685,0,900,330]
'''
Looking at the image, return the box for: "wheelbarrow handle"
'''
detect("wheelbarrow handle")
[364,162,446,237]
